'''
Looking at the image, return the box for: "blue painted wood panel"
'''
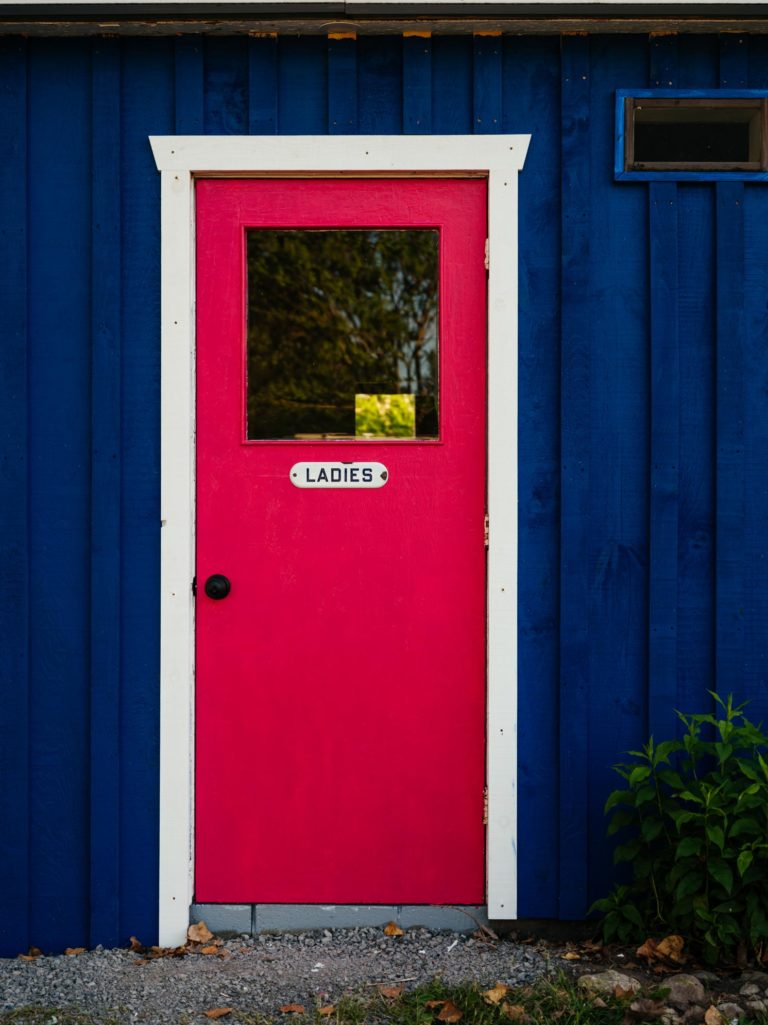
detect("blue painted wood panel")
[2,31,768,954]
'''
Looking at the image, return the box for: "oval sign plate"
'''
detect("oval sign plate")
[290,461,389,489]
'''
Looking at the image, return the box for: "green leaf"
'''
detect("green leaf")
[654,740,680,765]
[656,769,685,789]
[676,836,702,860]
[714,742,734,764]
[614,841,641,864]
[635,784,656,806]
[730,817,761,838]
[604,789,630,813]
[641,818,664,842]
[736,760,761,782]
[676,871,705,900]
[706,823,726,850]
[607,810,634,836]
[679,790,703,805]
[669,809,701,829]
[738,850,754,877]
[629,765,652,786]
[603,912,619,943]
[708,860,734,895]
[622,904,644,927]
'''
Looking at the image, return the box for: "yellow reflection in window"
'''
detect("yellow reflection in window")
[355,394,416,439]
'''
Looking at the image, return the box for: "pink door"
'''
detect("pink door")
[195,178,488,904]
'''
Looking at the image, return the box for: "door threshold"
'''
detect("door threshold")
[190,904,489,935]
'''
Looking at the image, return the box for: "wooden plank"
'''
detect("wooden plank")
[648,182,679,741]
[120,37,174,943]
[648,38,679,743]
[715,182,745,699]
[558,34,591,920]
[89,37,122,950]
[720,33,749,88]
[278,37,328,133]
[175,36,204,134]
[249,35,278,134]
[204,36,248,133]
[504,35,561,918]
[741,33,768,724]
[583,34,649,905]
[0,36,29,959]
[673,15,718,720]
[676,183,716,716]
[403,33,431,133]
[473,33,502,134]
[715,37,746,701]
[650,33,678,88]
[27,38,92,950]
[328,34,358,133]
[10,16,768,37]
[358,35,402,132]
[432,36,472,133]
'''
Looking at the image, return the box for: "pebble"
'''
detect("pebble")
[0,928,551,1024]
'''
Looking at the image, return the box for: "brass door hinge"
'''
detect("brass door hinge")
[483,786,489,826]
[484,513,489,549]
[484,238,490,272]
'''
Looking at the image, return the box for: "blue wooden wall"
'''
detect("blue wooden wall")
[2,30,768,956]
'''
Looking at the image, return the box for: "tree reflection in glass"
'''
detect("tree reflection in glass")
[246,229,439,440]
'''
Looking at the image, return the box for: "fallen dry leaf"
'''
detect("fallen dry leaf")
[28,947,42,957]
[188,921,214,944]
[204,1009,233,1020]
[636,935,684,965]
[704,1008,724,1025]
[318,1006,335,1016]
[636,938,659,961]
[626,998,667,1020]
[129,937,145,953]
[425,1001,447,1009]
[581,939,603,952]
[65,947,86,956]
[379,986,405,999]
[592,998,607,1009]
[614,986,634,1000]
[656,935,684,963]
[436,1001,463,1022]
[482,984,510,1006]
[280,1005,306,1014]
[132,959,148,966]
[18,955,38,962]
[200,945,219,955]
[501,1005,528,1023]
[562,952,580,961]
[383,922,404,937]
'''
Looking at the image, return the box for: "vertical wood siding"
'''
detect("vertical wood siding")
[1,31,768,955]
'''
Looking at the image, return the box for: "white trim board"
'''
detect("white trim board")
[151,134,530,948]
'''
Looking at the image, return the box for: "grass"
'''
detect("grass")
[0,976,651,1025]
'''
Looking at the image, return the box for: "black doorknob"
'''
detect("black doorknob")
[204,574,231,600]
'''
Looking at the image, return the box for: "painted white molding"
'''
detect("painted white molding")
[151,134,530,946]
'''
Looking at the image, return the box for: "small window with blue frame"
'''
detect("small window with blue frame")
[615,91,768,181]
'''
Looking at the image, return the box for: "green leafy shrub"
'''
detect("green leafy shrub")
[592,693,768,964]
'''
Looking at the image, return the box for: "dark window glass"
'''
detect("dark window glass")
[246,229,439,440]
[634,120,750,163]
[625,98,766,171]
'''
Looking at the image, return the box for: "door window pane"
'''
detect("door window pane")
[246,229,439,440]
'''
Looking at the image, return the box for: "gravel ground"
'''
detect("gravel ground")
[0,929,553,1024]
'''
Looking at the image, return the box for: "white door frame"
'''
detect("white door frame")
[150,134,530,947]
